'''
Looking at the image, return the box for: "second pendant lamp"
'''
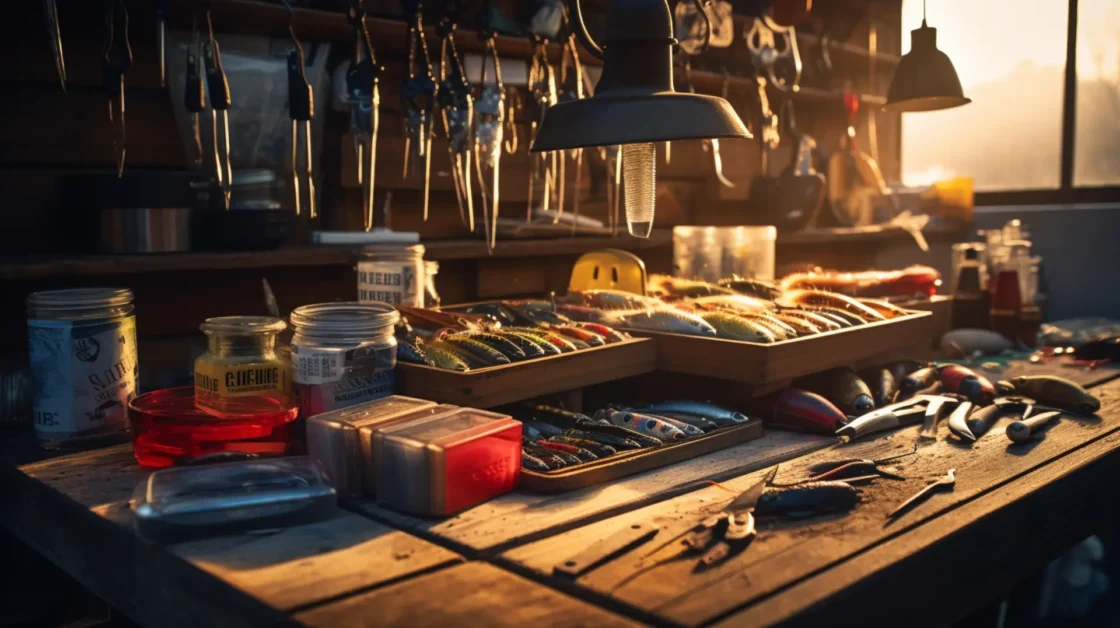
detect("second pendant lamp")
[883,1,971,113]
[530,0,751,238]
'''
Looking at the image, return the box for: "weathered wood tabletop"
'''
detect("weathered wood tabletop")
[2,369,1119,627]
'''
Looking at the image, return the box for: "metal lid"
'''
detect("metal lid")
[360,243,425,259]
[27,288,134,313]
[290,302,400,338]
[200,316,286,335]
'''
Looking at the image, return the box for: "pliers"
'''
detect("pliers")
[948,395,1034,442]
[836,395,960,442]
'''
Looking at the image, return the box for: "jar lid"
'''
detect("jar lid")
[200,316,287,335]
[27,288,134,313]
[290,302,400,337]
[360,243,425,258]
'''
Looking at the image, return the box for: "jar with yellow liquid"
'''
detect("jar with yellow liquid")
[194,317,292,417]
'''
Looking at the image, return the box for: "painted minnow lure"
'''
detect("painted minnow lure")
[637,401,748,426]
[461,333,527,361]
[501,331,562,356]
[494,332,548,359]
[576,421,662,447]
[770,313,819,336]
[572,322,628,343]
[424,341,471,371]
[522,404,593,429]
[525,442,582,466]
[397,340,435,366]
[811,310,854,328]
[441,336,511,366]
[859,367,897,407]
[504,327,579,352]
[812,307,869,326]
[899,367,938,398]
[535,440,598,462]
[778,290,886,322]
[755,481,861,518]
[700,312,776,343]
[608,411,686,442]
[636,410,719,433]
[764,389,848,435]
[1012,375,1100,415]
[606,309,718,337]
[522,420,564,438]
[548,436,618,457]
[551,325,606,347]
[643,414,704,437]
[791,367,875,416]
[522,452,554,471]
[737,312,795,340]
[563,428,643,450]
[780,309,842,332]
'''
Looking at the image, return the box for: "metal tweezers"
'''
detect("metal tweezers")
[103,0,131,177]
[285,4,316,218]
[203,11,232,209]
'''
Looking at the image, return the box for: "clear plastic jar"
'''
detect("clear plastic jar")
[290,302,400,419]
[194,316,292,417]
[357,244,425,306]
[26,288,139,450]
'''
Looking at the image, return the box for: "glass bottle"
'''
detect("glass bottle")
[194,316,292,417]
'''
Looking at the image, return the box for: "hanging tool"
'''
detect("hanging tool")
[475,11,505,252]
[184,12,204,166]
[601,145,622,235]
[203,9,232,209]
[835,395,934,442]
[103,0,132,177]
[1006,410,1062,444]
[527,38,558,222]
[436,1,474,233]
[284,1,315,217]
[402,0,437,221]
[44,0,66,92]
[557,16,585,234]
[347,0,382,230]
[887,469,956,520]
[917,394,960,441]
[156,0,167,88]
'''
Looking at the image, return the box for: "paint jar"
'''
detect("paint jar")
[194,316,292,418]
[357,244,425,307]
[26,288,139,450]
[290,302,400,419]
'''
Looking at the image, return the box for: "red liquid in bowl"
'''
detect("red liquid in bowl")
[129,387,299,468]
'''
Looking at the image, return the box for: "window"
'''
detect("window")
[899,0,1120,200]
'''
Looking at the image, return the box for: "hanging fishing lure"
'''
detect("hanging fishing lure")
[286,7,315,218]
[347,0,382,230]
[526,38,558,223]
[401,0,437,222]
[436,2,475,232]
[102,0,131,178]
[474,17,505,252]
[556,16,585,232]
[203,10,232,209]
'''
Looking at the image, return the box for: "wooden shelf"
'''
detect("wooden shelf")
[687,70,887,107]
[797,32,901,67]
[0,230,672,280]
[776,222,967,245]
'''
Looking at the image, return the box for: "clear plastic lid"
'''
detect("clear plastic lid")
[27,288,134,317]
[315,395,438,428]
[378,408,515,449]
[360,243,426,261]
[131,456,334,518]
[290,302,400,341]
[200,316,286,336]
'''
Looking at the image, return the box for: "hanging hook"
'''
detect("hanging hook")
[285,0,316,218]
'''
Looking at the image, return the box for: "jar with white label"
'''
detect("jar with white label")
[289,303,400,419]
[26,288,139,450]
[357,244,425,307]
[194,316,292,418]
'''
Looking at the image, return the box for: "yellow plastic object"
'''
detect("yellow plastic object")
[923,177,974,222]
[568,249,647,295]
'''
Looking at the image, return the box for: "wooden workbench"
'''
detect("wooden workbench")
[3,370,1119,627]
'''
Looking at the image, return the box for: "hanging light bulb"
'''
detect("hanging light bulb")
[530,0,750,238]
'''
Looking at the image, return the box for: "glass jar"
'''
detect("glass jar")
[424,260,441,308]
[194,316,292,417]
[26,288,139,450]
[290,302,400,419]
[357,244,425,307]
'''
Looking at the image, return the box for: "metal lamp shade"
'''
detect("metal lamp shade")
[531,91,749,151]
[883,23,971,113]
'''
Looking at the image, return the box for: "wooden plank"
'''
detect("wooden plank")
[397,338,657,408]
[347,430,830,555]
[499,378,1120,628]
[296,561,639,628]
[4,445,462,622]
[629,311,933,390]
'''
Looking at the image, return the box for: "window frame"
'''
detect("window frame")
[920,0,1120,206]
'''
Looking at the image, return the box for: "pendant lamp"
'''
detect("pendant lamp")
[883,0,971,112]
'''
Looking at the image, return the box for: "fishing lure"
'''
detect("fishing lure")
[441,336,511,366]
[572,322,628,343]
[397,340,434,366]
[575,421,662,448]
[493,332,548,359]
[551,326,606,346]
[459,333,526,361]
[638,401,748,426]
[563,429,643,451]
[548,436,617,457]
[522,452,552,472]
[608,411,687,442]
[755,481,861,518]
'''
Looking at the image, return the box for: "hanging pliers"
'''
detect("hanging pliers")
[401,0,437,221]
[285,1,316,218]
[203,8,232,208]
[347,0,382,230]
[103,0,131,177]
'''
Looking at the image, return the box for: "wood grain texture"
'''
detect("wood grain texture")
[396,338,657,408]
[629,311,933,391]
[500,378,1120,627]
[7,445,462,620]
[296,561,639,628]
[347,430,830,555]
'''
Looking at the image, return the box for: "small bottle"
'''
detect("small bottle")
[357,244,426,307]
[194,317,292,417]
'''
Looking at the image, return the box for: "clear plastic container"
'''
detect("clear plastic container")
[359,404,459,498]
[305,395,439,496]
[130,456,336,542]
[194,316,292,417]
[129,386,299,468]
[357,244,426,307]
[26,288,139,450]
[290,302,400,419]
[673,226,776,282]
[373,408,522,516]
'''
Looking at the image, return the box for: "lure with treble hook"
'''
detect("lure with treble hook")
[102,0,131,177]
[436,5,475,233]
[402,0,437,221]
[474,48,504,251]
[347,0,382,230]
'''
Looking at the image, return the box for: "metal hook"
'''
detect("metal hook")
[204,10,232,209]
[349,0,382,230]
[102,0,131,177]
[286,5,315,218]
